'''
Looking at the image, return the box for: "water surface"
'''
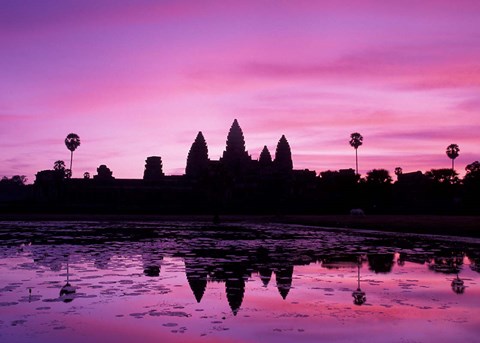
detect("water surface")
[0,221,479,342]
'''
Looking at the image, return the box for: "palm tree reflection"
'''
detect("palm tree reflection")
[59,256,76,303]
[451,274,465,294]
[352,256,366,305]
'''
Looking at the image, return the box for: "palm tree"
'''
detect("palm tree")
[65,133,81,177]
[53,160,66,178]
[349,132,363,175]
[446,144,459,171]
[53,160,66,171]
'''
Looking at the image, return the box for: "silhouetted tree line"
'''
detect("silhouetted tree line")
[1,121,479,215]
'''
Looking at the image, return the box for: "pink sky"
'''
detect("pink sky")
[1,0,479,182]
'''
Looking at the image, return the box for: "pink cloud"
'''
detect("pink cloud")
[454,97,480,112]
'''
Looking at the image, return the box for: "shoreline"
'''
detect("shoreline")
[0,213,479,238]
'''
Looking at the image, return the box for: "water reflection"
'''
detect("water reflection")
[352,256,366,305]
[142,247,163,277]
[2,223,480,308]
[368,253,395,274]
[451,274,465,294]
[59,256,76,303]
[428,252,465,274]
[0,222,479,342]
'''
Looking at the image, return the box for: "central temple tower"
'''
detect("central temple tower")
[220,119,251,171]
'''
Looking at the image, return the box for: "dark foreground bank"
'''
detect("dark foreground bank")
[0,213,478,238]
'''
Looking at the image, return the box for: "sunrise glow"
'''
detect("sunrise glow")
[1,1,479,182]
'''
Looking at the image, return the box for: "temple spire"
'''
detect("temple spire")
[185,259,208,303]
[223,119,248,159]
[186,131,209,177]
[259,145,272,166]
[274,135,293,172]
[221,119,250,170]
[275,265,294,300]
[226,276,245,316]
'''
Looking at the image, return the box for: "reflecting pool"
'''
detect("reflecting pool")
[0,221,479,342]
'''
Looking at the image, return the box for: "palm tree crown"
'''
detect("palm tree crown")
[65,133,81,176]
[53,160,66,171]
[65,133,81,152]
[446,144,459,170]
[349,132,363,150]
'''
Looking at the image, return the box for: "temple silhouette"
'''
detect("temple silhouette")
[31,119,318,214]
[185,119,297,181]
[2,119,479,214]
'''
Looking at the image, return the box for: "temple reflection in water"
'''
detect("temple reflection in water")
[2,222,479,316]
[1,221,480,343]
[27,249,478,314]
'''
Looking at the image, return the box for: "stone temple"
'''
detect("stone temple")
[34,119,317,213]
[185,119,294,179]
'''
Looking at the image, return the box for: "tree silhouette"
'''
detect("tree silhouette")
[464,161,480,183]
[465,161,480,174]
[349,132,363,175]
[64,169,72,179]
[65,133,81,177]
[463,161,480,211]
[53,160,66,171]
[366,169,392,185]
[1,175,27,186]
[364,169,393,213]
[394,167,403,180]
[12,175,27,185]
[83,172,90,179]
[53,160,66,179]
[425,168,459,184]
[446,144,459,171]
[464,161,480,196]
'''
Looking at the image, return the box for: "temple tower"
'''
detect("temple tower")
[186,131,209,177]
[258,145,272,167]
[225,276,245,316]
[274,135,293,172]
[275,265,294,300]
[221,119,251,171]
[143,156,164,181]
[94,165,114,180]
